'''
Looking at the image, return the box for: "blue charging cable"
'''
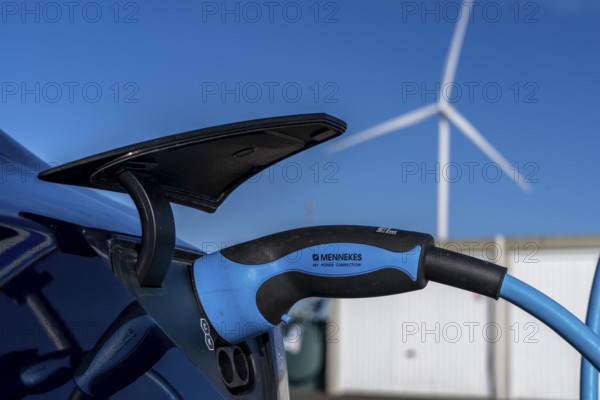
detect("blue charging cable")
[500,274,600,371]
[581,257,600,400]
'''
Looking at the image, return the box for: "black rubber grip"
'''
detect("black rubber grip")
[222,225,434,265]
[424,247,507,299]
[256,268,426,324]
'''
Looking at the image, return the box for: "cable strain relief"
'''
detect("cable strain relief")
[424,246,508,299]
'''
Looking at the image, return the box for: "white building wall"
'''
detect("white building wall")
[330,283,491,397]
[507,247,600,399]
[328,243,600,399]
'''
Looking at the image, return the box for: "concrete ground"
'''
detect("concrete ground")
[290,390,488,400]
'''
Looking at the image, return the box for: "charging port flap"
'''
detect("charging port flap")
[37,114,346,288]
[38,113,346,213]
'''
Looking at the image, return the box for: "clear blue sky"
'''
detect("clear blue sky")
[2,0,600,248]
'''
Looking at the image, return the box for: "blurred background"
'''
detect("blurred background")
[2,0,600,398]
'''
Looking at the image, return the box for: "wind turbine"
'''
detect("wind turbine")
[328,0,531,241]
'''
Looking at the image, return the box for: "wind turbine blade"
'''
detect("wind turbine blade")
[443,106,532,193]
[440,0,474,103]
[327,104,438,153]
[437,116,450,241]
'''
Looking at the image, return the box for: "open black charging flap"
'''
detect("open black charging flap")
[39,114,347,287]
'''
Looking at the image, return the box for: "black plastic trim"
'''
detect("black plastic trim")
[115,170,175,288]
